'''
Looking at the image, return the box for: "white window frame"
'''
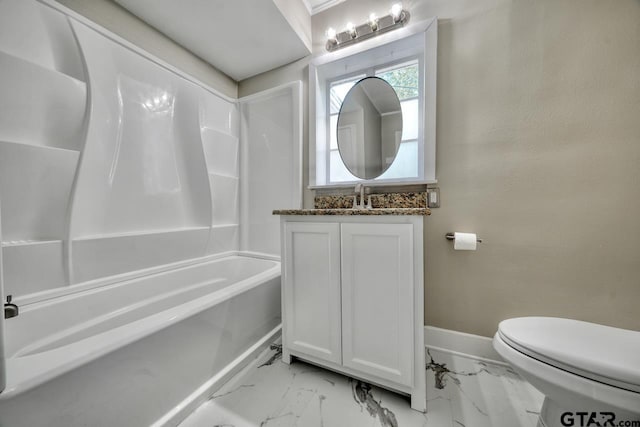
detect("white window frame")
[327,59,421,184]
[326,72,367,183]
[309,17,437,189]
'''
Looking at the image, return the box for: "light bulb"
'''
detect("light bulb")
[326,27,337,43]
[390,3,403,22]
[346,22,356,38]
[368,13,378,31]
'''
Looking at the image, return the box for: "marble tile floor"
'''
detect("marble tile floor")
[179,344,544,427]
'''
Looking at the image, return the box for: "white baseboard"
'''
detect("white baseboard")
[151,325,281,427]
[424,325,506,365]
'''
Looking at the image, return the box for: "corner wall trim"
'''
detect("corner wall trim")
[424,325,506,365]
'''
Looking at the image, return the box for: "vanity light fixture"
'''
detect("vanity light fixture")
[325,3,410,52]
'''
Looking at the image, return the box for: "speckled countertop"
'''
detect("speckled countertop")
[274,191,431,216]
[315,192,427,209]
[273,208,430,216]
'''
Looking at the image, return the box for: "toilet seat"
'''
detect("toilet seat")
[498,317,640,393]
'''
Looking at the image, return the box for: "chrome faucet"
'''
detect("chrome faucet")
[353,184,373,209]
[4,295,19,319]
[354,184,365,209]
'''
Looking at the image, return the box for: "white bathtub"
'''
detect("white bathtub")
[0,253,281,427]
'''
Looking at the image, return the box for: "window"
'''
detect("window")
[309,18,437,188]
[328,75,363,182]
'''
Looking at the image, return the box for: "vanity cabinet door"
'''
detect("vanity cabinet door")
[283,222,342,364]
[340,223,414,386]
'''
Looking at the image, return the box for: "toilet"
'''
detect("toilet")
[493,317,640,427]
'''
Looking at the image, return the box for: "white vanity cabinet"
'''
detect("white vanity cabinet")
[282,222,342,364]
[279,214,426,412]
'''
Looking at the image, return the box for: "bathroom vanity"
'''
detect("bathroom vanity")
[275,16,438,412]
[274,208,429,411]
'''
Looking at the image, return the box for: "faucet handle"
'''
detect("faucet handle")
[366,195,373,209]
[6,295,11,304]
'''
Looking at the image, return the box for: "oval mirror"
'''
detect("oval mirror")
[337,77,403,180]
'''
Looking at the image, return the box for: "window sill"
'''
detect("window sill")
[308,179,437,190]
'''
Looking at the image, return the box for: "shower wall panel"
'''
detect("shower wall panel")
[0,0,86,297]
[239,83,302,256]
[0,0,240,295]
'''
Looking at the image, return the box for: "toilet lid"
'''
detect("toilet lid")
[498,317,640,393]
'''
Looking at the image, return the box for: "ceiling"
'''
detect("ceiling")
[115,0,312,81]
[302,0,345,15]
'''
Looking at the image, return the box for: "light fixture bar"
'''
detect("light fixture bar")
[325,8,410,52]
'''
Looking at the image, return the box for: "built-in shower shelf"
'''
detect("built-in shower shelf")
[210,224,239,229]
[0,0,87,83]
[1,239,63,247]
[207,172,239,180]
[71,227,213,283]
[200,126,238,138]
[0,50,86,85]
[0,50,87,151]
[72,226,212,242]
[0,139,81,154]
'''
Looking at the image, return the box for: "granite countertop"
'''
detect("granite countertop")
[273,208,431,216]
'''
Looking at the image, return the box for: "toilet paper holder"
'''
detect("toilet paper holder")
[445,233,483,243]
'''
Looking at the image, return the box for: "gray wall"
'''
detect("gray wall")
[241,0,640,337]
[54,0,237,98]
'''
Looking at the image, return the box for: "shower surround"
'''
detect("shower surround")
[0,0,301,424]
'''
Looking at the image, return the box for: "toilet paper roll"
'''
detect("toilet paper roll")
[453,232,477,251]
